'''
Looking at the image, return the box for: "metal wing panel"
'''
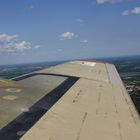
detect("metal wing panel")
[39,61,109,83]
[20,61,140,140]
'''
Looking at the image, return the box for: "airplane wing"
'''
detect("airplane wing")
[0,60,140,140]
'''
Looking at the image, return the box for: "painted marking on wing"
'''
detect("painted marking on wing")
[70,61,96,67]
[5,88,22,93]
[2,95,18,100]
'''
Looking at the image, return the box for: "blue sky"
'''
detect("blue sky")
[0,0,140,64]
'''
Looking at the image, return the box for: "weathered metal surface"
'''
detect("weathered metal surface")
[0,61,140,140]
[21,61,140,140]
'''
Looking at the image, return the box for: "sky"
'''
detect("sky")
[0,0,140,65]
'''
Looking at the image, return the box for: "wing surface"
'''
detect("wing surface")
[0,61,140,140]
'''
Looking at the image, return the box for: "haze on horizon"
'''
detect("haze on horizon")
[0,0,140,65]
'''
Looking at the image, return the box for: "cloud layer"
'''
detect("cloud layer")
[0,33,39,53]
[122,7,140,16]
[96,0,122,4]
[59,32,77,40]
[76,18,84,23]
[25,5,34,11]
[80,39,88,43]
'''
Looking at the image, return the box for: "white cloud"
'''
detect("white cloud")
[58,49,63,52]
[59,32,77,40]
[80,39,88,43]
[122,10,130,16]
[96,0,122,4]
[122,7,140,16]
[25,5,34,11]
[34,45,40,49]
[76,18,84,23]
[0,33,40,53]
[131,7,140,14]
